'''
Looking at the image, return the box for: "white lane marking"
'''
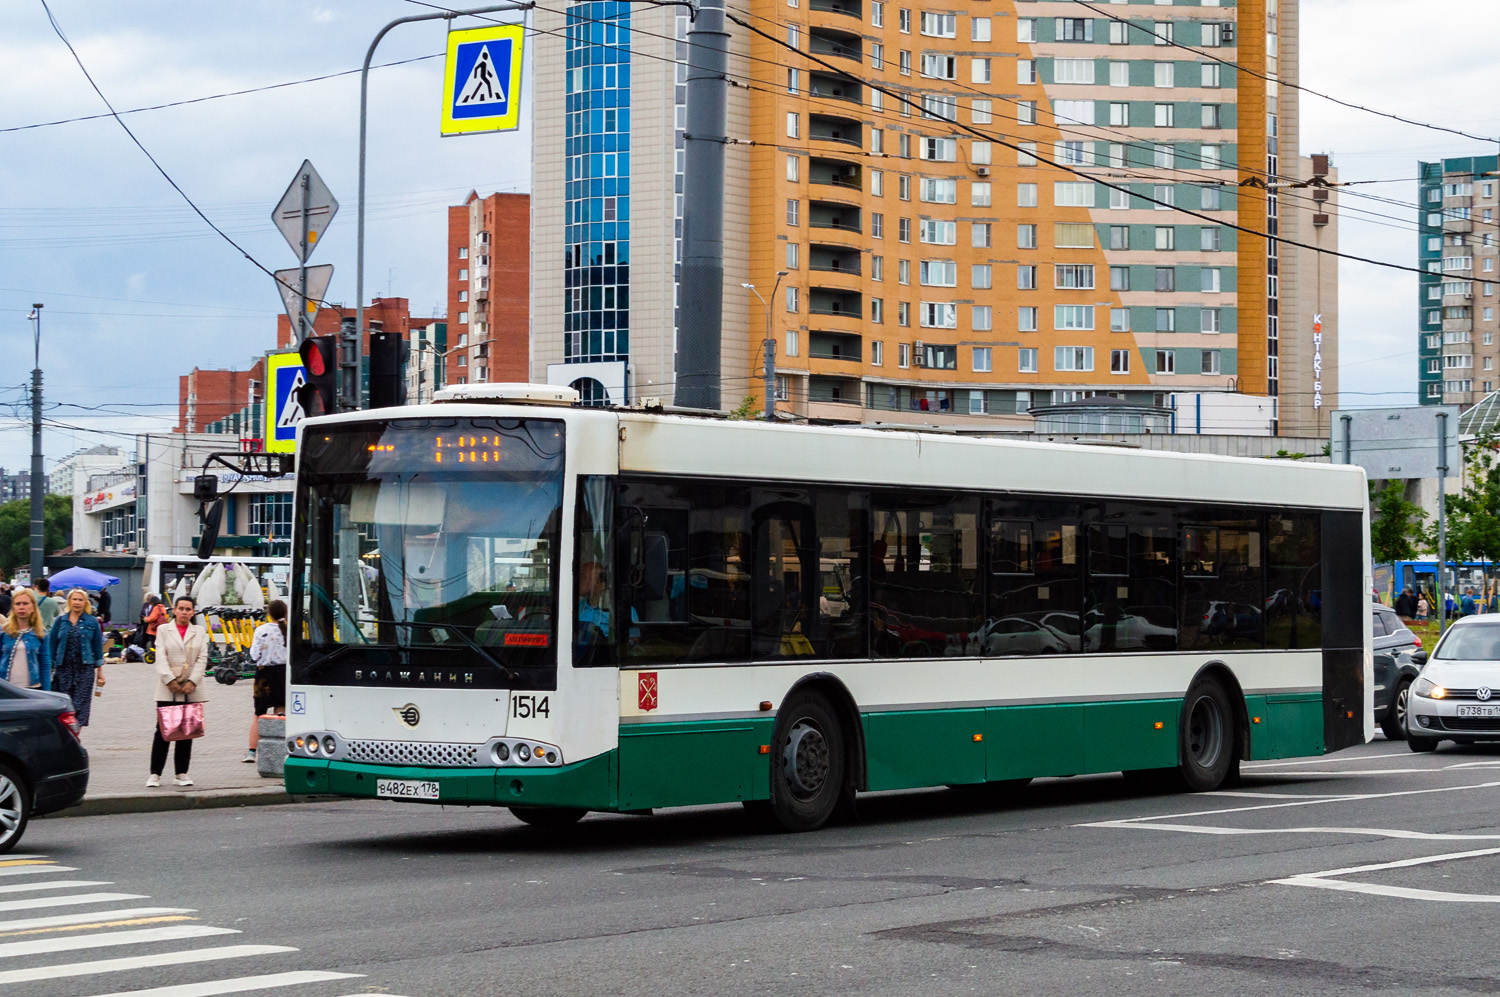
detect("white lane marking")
[1205,791,1355,799]
[0,893,145,913]
[0,925,237,959]
[0,866,77,879]
[0,880,110,895]
[0,943,297,984]
[89,970,362,997]
[0,908,193,932]
[1274,878,1500,903]
[1099,823,1500,841]
[1244,756,1434,769]
[0,857,47,862]
[1078,779,1500,828]
[1273,846,1500,903]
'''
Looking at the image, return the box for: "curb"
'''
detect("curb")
[43,787,336,819]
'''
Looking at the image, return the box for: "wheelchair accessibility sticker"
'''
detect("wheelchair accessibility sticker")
[291,691,307,715]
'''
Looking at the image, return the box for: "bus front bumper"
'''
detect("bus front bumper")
[284,753,616,810]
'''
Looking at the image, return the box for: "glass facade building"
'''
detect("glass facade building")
[564,2,633,367]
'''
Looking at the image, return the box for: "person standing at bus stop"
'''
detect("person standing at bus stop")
[148,596,207,788]
[244,599,288,763]
[47,589,104,725]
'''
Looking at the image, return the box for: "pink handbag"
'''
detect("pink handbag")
[157,697,205,742]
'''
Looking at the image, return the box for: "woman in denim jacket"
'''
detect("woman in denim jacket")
[0,588,50,689]
[46,589,104,725]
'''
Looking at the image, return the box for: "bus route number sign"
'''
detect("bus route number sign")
[511,694,550,719]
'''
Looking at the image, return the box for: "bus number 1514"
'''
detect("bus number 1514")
[511,695,551,719]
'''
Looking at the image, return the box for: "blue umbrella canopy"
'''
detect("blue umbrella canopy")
[46,566,120,591]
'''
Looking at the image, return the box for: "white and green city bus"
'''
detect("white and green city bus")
[284,384,1371,831]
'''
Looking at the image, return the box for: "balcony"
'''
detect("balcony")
[809,331,862,363]
[1443,318,1473,333]
[808,113,862,147]
[808,201,862,234]
[808,71,862,106]
[809,157,861,191]
[808,243,862,275]
[807,374,864,408]
[1444,217,1473,234]
[809,0,861,19]
[1444,195,1473,209]
[808,288,863,319]
[808,26,862,64]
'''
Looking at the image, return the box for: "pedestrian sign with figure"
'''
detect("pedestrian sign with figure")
[265,352,307,454]
[440,24,525,136]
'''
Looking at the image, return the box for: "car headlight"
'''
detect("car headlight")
[1414,677,1447,699]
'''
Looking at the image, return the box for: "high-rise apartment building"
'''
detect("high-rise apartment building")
[1418,155,1498,408]
[532,0,1331,430]
[447,192,531,386]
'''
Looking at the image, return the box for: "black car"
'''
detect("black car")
[1374,650,1422,741]
[0,682,89,852]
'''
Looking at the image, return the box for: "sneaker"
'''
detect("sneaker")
[242,749,257,763]
[173,775,194,787]
[145,774,161,788]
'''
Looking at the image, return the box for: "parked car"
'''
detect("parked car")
[965,616,1072,656]
[0,682,89,852]
[1406,617,1500,752]
[1372,605,1421,656]
[1373,650,1421,740]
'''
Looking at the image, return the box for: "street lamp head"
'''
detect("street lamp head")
[740,283,755,289]
[30,304,42,310]
[775,271,788,278]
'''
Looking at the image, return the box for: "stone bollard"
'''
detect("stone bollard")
[256,715,287,779]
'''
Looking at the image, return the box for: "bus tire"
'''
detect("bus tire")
[769,692,847,832]
[1178,675,1236,792]
[509,806,586,827]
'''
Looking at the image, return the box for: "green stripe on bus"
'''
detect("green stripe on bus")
[284,753,618,810]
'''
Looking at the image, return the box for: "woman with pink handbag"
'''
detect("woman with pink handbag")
[147,595,208,788]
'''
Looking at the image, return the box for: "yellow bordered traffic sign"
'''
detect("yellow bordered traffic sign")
[441,24,525,136]
[265,351,307,454]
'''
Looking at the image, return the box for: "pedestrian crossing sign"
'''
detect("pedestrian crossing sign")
[265,351,307,454]
[441,24,525,136]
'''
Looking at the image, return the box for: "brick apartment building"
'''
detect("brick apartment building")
[448,192,530,385]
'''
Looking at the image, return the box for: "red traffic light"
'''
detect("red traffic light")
[301,340,327,376]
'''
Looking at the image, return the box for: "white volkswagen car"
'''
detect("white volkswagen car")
[1406,616,1500,751]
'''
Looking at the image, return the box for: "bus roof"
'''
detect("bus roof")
[300,403,1367,512]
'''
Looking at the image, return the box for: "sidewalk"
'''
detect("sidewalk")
[54,656,294,817]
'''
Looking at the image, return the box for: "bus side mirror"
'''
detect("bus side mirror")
[196,499,224,560]
[642,533,668,601]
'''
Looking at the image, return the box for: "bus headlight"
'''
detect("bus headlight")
[516,743,531,762]
[493,742,511,762]
[322,736,337,755]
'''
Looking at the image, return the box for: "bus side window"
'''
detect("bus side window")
[574,475,616,667]
[872,493,981,659]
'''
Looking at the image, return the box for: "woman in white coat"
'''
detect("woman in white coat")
[148,595,209,788]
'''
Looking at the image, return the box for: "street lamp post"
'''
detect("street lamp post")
[26,304,43,583]
[742,271,788,421]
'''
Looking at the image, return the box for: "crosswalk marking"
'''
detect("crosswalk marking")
[0,892,145,913]
[0,942,296,984]
[88,970,363,996]
[0,865,75,878]
[0,924,237,959]
[0,879,111,895]
[0,908,194,932]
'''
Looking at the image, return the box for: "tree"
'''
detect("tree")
[0,494,74,578]
[1369,479,1428,564]
[727,396,762,421]
[1439,432,1500,606]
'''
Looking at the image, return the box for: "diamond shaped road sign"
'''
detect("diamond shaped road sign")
[272,159,338,263]
[274,264,333,330]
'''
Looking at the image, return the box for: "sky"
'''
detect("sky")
[1,0,1498,469]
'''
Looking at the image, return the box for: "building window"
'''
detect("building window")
[459,290,468,302]
[1017,59,1035,85]
[899,259,910,284]
[1109,227,1129,251]
[871,170,884,196]
[973,346,992,371]
[972,58,991,84]
[972,99,992,124]
[1016,17,1035,42]
[785,286,799,312]
[786,199,799,225]
[968,390,989,415]
[972,264,991,289]
[1018,348,1038,373]
[459,311,469,324]
[786,243,799,269]
[1018,142,1037,166]
[1018,265,1037,290]
[457,247,468,259]
[1110,265,1129,290]
[1154,267,1175,292]
[1155,308,1176,332]
[1201,350,1221,374]
[871,255,883,281]
[920,11,956,37]
[899,217,911,243]
[1054,305,1095,331]
[786,112,799,138]
[786,329,799,356]
[1155,350,1175,374]
[1110,349,1131,374]
[249,493,293,540]
[1154,103,1174,127]
[972,307,992,332]
[458,268,468,281]
[1109,102,1129,126]
[872,213,884,238]
[898,342,911,367]
[1014,224,1033,249]
[871,0,883,26]
[871,340,884,365]
[1055,264,1095,289]
[972,16,990,41]
[786,155,799,182]
[1201,227,1222,252]
[1018,183,1038,208]
[1155,227,1176,251]
[1018,307,1038,332]
[1110,61,1129,87]
[971,182,992,207]
[1202,308,1221,333]
[1110,308,1131,332]
[1053,346,1095,372]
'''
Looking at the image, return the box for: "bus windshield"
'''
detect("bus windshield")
[292,418,565,690]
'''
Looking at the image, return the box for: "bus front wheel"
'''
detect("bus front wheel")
[509,806,586,827]
[769,691,847,832]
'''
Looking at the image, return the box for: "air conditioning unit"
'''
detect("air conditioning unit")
[1220,23,1235,44]
[913,340,925,366]
[976,166,990,177]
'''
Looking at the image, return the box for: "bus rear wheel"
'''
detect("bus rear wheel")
[509,806,586,827]
[1178,675,1237,792]
[769,692,847,832]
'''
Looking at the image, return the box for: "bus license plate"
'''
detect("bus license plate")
[376,779,440,800]
[1457,705,1500,718]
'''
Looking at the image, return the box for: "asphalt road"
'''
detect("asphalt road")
[19,736,1500,997]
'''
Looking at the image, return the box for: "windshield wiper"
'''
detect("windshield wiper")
[368,619,524,686]
[302,643,365,680]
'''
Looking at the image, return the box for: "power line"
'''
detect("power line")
[1063,0,1500,145]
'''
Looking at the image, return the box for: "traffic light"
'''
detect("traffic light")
[368,331,405,409]
[298,335,338,416]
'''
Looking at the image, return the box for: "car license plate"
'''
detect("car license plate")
[376,778,439,800]
[1457,705,1500,718]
